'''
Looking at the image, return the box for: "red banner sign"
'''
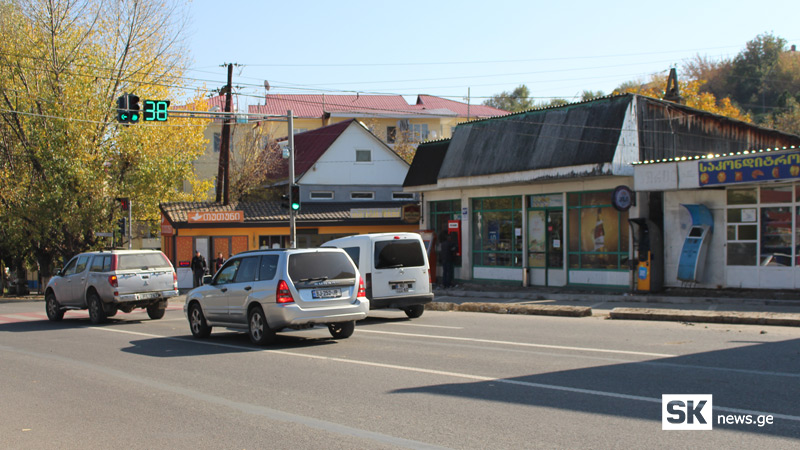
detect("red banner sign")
[187,211,245,223]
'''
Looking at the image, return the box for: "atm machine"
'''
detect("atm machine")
[677,204,714,283]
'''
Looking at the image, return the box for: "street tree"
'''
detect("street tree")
[0,0,208,280]
[483,85,534,112]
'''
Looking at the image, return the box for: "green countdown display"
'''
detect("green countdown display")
[143,100,170,122]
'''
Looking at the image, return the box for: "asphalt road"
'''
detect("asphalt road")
[1,300,799,449]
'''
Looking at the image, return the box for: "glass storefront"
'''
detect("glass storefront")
[472,197,523,267]
[567,190,629,270]
[527,194,564,269]
[726,184,800,267]
[430,199,462,267]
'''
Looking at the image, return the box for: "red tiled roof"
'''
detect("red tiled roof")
[415,95,508,118]
[249,94,507,118]
[271,119,355,179]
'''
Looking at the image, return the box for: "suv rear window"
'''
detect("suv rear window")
[117,253,171,270]
[288,252,355,281]
[374,239,425,269]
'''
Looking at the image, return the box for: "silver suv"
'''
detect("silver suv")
[184,248,369,345]
[45,250,179,324]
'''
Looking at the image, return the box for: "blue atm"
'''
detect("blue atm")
[677,204,714,283]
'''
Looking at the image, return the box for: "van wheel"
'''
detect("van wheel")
[146,300,166,320]
[248,305,276,345]
[45,292,64,321]
[403,304,425,319]
[328,320,355,339]
[88,292,107,324]
[188,303,211,338]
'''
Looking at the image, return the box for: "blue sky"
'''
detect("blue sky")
[183,0,800,108]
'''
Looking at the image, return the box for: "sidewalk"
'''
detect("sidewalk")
[430,283,800,327]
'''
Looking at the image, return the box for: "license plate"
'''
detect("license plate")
[312,288,341,299]
[392,283,412,293]
[137,292,158,300]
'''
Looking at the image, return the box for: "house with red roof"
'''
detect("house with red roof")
[249,94,507,148]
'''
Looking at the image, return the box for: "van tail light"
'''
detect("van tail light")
[110,254,118,271]
[173,272,178,289]
[108,275,118,288]
[276,280,294,303]
[357,277,366,298]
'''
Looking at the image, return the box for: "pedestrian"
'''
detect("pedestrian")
[439,232,457,288]
[191,250,207,288]
[214,252,224,273]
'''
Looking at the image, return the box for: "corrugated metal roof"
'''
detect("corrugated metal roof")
[249,94,508,119]
[415,95,508,118]
[403,139,451,187]
[160,200,416,224]
[438,95,631,179]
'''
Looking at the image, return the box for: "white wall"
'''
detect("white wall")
[299,124,409,186]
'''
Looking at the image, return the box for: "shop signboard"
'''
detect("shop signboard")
[699,150,800,186]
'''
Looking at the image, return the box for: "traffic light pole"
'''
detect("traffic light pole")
[288,110,296,249]
[128,200,133,249]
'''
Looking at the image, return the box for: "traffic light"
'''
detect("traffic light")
[116,94,140,123]
[280,193,289,209]
[128,94,140,123]
[117,217,126,246]
[290,184,300,211]
[116,197,130,212]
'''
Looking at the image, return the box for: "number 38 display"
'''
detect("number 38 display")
[143,100,170,122]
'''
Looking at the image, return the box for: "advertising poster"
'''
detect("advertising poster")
[528,211,546,267]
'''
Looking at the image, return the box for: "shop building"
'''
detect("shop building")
[404,94,800,290]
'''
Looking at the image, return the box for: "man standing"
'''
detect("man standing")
[191,250,207,288]
[214,252,225,274]
[439,232,457,288]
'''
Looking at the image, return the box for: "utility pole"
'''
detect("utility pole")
[288,110,296,248]
[128,199,132,249]
[216,63,233,204]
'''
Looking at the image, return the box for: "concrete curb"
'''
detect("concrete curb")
[427,302,592,317]
[609,307,800,327]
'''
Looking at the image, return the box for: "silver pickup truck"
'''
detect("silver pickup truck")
[44,250,179,324]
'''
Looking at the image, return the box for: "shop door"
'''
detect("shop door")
[528,209,564,286]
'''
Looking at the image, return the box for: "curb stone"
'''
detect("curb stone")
[609,307,800,327]
[426,302,591,317]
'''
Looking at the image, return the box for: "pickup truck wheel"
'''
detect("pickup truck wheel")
[403,304,425,319]
[188,303,211,338]
[88,292,107,324]
[146,300,166,320]
[45,293,65,321]
[328,320,355,339]
[248,305,276,345]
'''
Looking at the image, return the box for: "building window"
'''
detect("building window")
[310,191,334,200]
[472,197,523,268]
[387,126,396,144]
[356,149,372,163]
[411,123,429,141]
[392,192,415,200]
[351,192,374,200]
[566,191,629,270]
[726,185,798,266]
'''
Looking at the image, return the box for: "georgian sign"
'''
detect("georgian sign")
[187,210,244,223]
[699,150,800,186]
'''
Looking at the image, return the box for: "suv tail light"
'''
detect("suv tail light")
[173,272,178,289]
[357,277,366,298]
[108,275,118,288]
[276,280,294,303]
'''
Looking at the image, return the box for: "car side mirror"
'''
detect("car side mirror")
[55,268,63,276]
[203,275,213,285]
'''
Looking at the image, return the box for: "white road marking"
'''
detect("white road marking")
[385,323,463,330]
[87,327,800,423]
[358,329,676,357]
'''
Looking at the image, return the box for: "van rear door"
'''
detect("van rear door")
[370,238,429,300]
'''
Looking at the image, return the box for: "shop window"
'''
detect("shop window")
[472,197,523,268]
[725,184,797,267]
[566,191,629,270]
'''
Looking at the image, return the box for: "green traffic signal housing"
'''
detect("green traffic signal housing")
[290,184,300,210]
[116,93,140,123]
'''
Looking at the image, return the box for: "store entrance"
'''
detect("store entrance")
[528,208,565,286]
